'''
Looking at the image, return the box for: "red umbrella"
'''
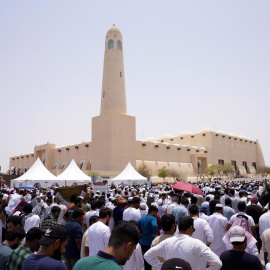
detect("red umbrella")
[172,182,204,196]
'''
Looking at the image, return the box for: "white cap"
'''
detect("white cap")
[140,202,147,210]
[230,226,246,243]
[216,203,223,208]
[151,202,158,207]
[157,199,163,206]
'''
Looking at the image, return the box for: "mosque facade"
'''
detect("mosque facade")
[9,25,265,181]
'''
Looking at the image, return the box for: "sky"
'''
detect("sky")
[0,0,269,173]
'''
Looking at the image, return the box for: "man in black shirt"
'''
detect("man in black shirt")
[246,197,263,251]
[220,226,262,270]
[209,194,220,215]
[260,187,270,207]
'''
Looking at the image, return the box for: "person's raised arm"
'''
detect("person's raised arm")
[55,191,71,208]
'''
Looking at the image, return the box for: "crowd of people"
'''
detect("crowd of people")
[0,178,270,270]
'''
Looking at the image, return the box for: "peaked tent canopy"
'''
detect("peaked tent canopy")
[108,162,147,186]
[10,158,60,188]
[56,159,92,186]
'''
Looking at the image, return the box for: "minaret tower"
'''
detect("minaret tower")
[100,25,127,115]
[91,25,136,174]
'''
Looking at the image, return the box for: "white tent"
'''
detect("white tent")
[56,159,92,186]
[108,162,147,186]
[10,158,60,188]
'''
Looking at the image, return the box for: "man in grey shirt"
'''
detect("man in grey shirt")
[172,198,189,225]
[223,198,236,221]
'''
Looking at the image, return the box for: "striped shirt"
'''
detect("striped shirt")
[6,244,32,270]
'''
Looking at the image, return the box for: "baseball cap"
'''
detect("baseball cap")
[251,197,258,203]
[229,226,246,243]
[39,225,68,246]
[161,258,192,270]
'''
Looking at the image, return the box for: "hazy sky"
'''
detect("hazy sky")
[1,1,269,173]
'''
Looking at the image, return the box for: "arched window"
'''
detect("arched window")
[117,40,122,50]
[108,40,114,49]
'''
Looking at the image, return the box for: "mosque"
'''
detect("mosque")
[9,25,265,181]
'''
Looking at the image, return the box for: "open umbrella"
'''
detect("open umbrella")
[19,184,36,189]
[172,182,204,196]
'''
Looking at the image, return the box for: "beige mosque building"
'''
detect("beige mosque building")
[9,25,265,181]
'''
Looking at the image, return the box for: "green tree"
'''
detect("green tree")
[158,166,169,182]
[205,165,218,179]
[223,163,235,178]
[137,163,152,178]
[168,168,180,181]
[88,170,100,177]
[257,166,270,177]
[257,166,270,174]
[217,164,224,178]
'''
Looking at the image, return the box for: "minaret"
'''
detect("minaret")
[100,25,127,115]
[91,25,136,174]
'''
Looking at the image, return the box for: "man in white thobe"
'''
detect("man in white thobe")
[123,197,141,221]
[144,216,222,270]
[190,205,214,270]
[208,203,228,256]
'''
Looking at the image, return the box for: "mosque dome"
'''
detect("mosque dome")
[160,134,174,140]
[216,130,228,135]
[178,131,194,137]
[198,127,215,133]
[107,24,122,37]
[239,135,249,140]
